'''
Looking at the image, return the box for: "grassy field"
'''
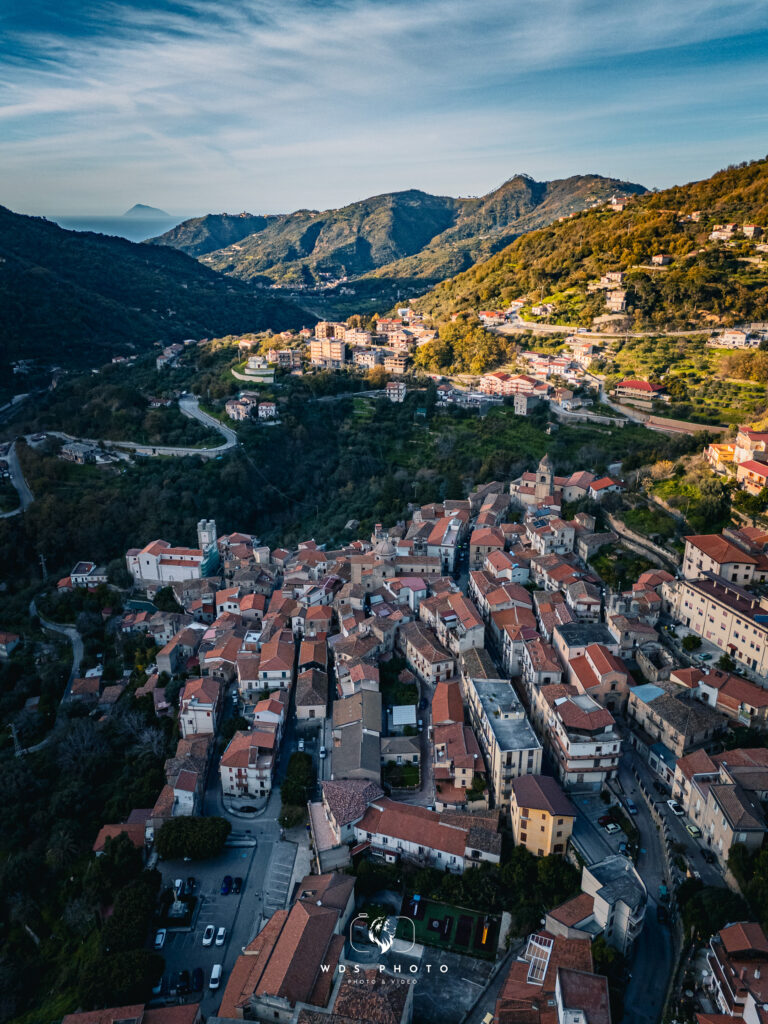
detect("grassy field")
[622,505,679,541]
[398,896,499,959]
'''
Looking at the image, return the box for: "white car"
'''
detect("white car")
[153,928,166,949]
[667,799,685,816]
[202,924,215,947]
[604,822,621,835]
[216,926,226,946]
[297,739,305,752]
[174,877,184,897]
[319,746,327,759]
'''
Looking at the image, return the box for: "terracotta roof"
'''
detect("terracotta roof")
[357,798,469,857]
[548,892,596,927]
[511,774,576,817]
[181,676,219,706]
[92,822,145,853]
[432,680,464,725]
[685,535,758,564]
[675,747,716,782]
[739,460,768,477]
[720,921,768,955]
[61,1007,145,1024]
[557,968,610,1024]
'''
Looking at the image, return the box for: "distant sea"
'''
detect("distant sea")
[52,215,185,242]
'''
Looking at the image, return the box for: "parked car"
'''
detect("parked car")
[209,964,222,990]
[298,739,305,752]
[177,969,190,994]
[418,697,428,710]
[202,924,215,947]
[174,878,184,897]
[597,815,614,827]
[653,781,667,795]
[656,904,669,924]
[686,823,702,838]
[319,746,327,759]
[220,875,233,895]
[701,849,717,864]
[667,800,684,816]
[625,798,638,815]
[153,928,166,949]
[187,876,195,892]
[192,967,204,992]
[233,877,242,894]
[603,822,621,834]
[216,926,226,946]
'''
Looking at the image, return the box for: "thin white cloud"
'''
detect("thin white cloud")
[1,0,767,212]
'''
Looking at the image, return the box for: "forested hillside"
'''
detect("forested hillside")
[0,206,311,375]
[414,158,768,330]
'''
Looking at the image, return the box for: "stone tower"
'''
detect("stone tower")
[534,454,554,500]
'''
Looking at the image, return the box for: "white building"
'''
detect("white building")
[126,520,220,586]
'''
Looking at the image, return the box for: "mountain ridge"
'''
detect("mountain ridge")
[147,174,646,293]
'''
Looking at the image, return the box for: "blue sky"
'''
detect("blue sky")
[2,0,768,216]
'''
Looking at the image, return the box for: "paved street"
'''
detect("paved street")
[1,440,33,518]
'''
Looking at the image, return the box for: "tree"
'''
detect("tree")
[682,634,702,652]
[153,586,182,612]
[718,653,736,672]
[155,816,231,860]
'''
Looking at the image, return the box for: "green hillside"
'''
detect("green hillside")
[149,174,645,291]
[414,157,768,329]
[148,211,275,256]
[0,206,312,376]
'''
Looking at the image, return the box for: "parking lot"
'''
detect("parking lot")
[151,839,269,1012]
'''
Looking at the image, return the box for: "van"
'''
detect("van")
[209,964,222,990]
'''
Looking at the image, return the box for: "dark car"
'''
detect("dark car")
[653,781,667,795]
[597,815,614,827]
[187,876,195,891]
[656,904,669,924]
[192,967,204,992]
[233,876,243,894]
[701,849,717,864]
[418,697,428,710]
[177,969,190,994]
[220,875,233,895]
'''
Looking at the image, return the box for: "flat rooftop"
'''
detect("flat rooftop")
[473,679,541,752]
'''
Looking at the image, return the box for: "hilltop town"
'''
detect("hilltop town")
[10,407,767,1024]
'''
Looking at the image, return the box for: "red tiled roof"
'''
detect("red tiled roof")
[685,535,758,564]
[92,822,145,854]
[432,680,464,724]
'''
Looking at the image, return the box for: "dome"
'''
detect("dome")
[374,536,396,559]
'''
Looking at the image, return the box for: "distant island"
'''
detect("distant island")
[123,203,170,219]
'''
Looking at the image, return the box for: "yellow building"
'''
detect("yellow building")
[509,774,576,857]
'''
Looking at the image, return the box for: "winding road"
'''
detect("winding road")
[0,441,34,519]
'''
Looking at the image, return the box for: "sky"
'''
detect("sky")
[2,0,768,217]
